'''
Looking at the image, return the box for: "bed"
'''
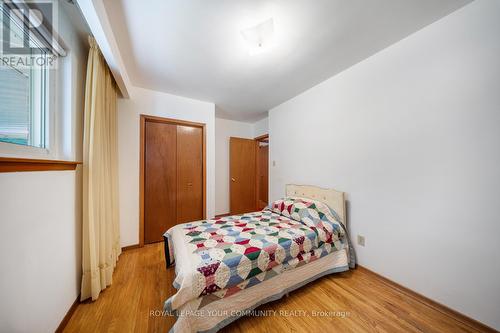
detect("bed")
[163,184,355,333]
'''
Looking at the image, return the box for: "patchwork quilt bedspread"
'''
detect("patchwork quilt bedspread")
[164,198,349,312]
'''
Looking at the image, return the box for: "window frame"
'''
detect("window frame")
[0,4,56,159]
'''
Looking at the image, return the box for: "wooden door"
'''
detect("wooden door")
[144,121,177,244]
[257,144,269,210]
[230,137,257,214]
[176,125,203,223]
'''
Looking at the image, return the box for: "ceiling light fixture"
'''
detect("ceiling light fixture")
[241,18,274,55]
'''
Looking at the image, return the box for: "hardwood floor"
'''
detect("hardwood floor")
[63,243,490,333]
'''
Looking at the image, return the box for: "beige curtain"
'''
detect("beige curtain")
[81,36,121,301]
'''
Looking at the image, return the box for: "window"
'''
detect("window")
[0,60,49,148]
[0,4,50,149]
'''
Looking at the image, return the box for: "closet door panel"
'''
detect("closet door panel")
[144,121,177,244]
[176,125,203,223]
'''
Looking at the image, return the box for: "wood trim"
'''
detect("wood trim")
[122,244,140,251]
[356,265,498,333]
[255,140,260,210]
[139,115,207,248]
[0,157,81,173]
[139,116,146,247]
[55,294,80,333]
[214,213,231,218]
[202,123,207,220]
[254,133,269,142]
[140,114,205,128]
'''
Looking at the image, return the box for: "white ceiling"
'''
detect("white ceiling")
[103,0,470,122]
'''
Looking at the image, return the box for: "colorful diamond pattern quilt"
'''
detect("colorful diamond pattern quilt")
[179,198,346,302]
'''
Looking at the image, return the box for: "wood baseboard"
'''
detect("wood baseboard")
[122,244,140,251]
[215,213,231,218]
[55,294,80,333]
[356,265,498,333]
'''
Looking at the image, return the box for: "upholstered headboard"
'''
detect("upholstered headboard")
[286,184,346,226]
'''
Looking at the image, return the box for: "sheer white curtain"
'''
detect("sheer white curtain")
[81,36,121,301]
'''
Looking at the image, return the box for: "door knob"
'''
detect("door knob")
[231,178,236,182]
[187,182,193,187]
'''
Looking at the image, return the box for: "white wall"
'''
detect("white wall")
[0,171,81,332]
[215,118,254,215]
[269,0,500,329]
[0,2,88,332]
[118,87,216,247]
[252,117,269,138]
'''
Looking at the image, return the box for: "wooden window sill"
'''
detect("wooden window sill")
[0,157,82,173]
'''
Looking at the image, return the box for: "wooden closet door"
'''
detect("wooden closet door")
[230,137,257,214]
[176,125,203,223]
[144,121,177,244]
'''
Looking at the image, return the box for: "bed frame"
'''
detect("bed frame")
[163,184,351,332]
[164,184,346,268]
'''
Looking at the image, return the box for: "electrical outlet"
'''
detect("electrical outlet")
[357,235,365,247]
